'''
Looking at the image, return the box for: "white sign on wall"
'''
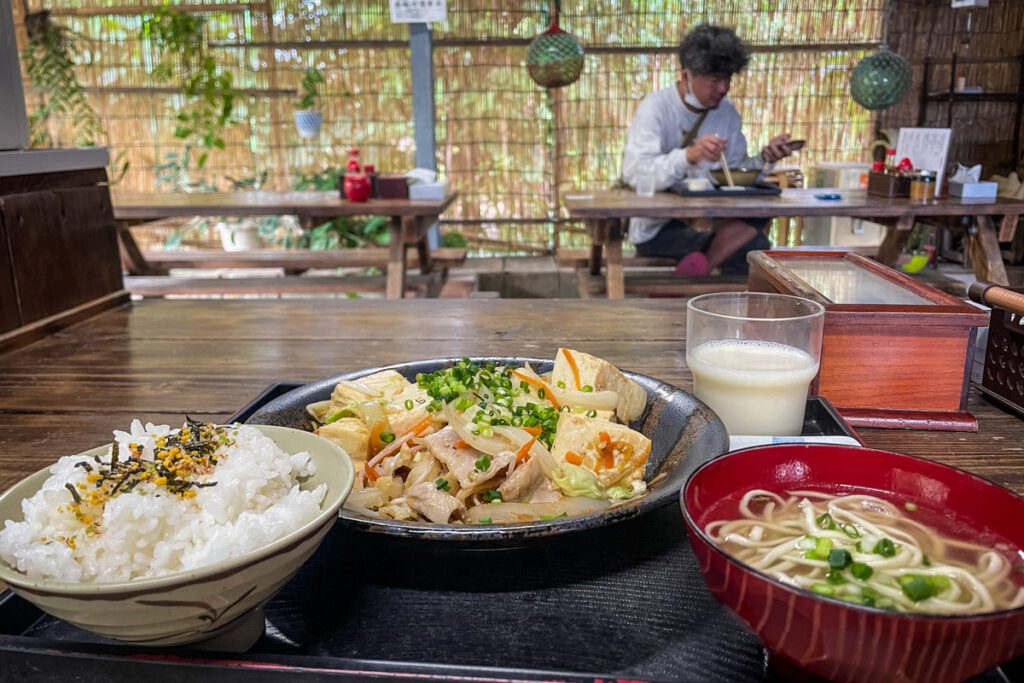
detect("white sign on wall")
[895,128,953,196]
[390,0,446,23]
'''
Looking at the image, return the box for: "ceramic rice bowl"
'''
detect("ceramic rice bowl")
[0,425,354,651]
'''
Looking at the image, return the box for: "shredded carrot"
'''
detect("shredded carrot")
[366,415,435,471]
[523,425,542,437]
[511,370,561,409]
[562,348,582,391]
[364,462,379,483]
[565,451,584,466]
[598,432,615,470]
[515,437,536,465]
[454,439,470,449]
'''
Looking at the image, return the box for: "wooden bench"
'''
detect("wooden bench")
[118,223,468,298]
[556,247,746,298]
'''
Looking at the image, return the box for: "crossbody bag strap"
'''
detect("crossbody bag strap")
[681,109,709,150]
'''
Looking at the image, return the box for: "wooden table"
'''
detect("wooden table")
[1,299,1022,497]
[565,188,1024,299]
[112,192,458,299]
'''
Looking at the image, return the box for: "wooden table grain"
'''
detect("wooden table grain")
[1,299,1022,497]
[565,188,1024,298]
[112,192,458,299]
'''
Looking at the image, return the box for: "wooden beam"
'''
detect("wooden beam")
[49,3,260,16]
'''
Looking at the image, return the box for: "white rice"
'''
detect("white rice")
[0,421,327,583]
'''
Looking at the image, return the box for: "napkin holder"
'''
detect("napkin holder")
[747,250,989,431]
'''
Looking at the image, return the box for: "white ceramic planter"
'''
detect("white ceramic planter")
[217,222,262,251]
[294,110,323,138]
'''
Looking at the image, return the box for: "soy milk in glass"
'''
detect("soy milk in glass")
[686,293,825,436]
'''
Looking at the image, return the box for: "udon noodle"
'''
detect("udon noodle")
[705,489,1024,615]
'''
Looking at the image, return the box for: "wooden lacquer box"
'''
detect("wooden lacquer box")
[747,251,988,431]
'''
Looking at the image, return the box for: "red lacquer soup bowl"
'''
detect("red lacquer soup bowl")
[681,444,1024,683]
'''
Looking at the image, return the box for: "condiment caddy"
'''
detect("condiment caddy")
[866,147,937,201]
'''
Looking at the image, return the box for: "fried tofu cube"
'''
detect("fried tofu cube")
[550,413,651,488]
[551,348,647,422]
[317,417,370,467]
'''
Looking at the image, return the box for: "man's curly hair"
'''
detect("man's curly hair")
[678,25,750,77]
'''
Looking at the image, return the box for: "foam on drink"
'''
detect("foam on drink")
[687,339,819,436]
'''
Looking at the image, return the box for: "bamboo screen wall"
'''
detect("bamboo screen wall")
[17,0,885,252]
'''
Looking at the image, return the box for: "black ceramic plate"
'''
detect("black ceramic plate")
[247,357,728,545]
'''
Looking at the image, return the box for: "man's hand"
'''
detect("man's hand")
[762,133,793,163]
[686,134,727,164]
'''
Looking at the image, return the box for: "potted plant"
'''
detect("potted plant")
[294,67,325,138]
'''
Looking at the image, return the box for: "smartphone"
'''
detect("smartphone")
[787,139,806,151]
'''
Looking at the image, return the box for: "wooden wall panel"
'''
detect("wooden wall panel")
[0,211,23,333]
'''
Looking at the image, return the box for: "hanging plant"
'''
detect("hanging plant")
[141,8,237,169]
[22,11,104,147]
[22,11,128,180]
[526,0,584,89]
[294,67,325,138]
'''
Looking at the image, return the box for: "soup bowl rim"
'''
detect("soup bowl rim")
[681,443,1024,622]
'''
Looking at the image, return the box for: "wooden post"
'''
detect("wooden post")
[0,0,30,150]
[386,215,407,299]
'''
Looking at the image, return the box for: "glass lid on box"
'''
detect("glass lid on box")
[773,256,933,305]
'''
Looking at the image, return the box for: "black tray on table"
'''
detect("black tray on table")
[670,181,782,198]
[0,385,1019,683]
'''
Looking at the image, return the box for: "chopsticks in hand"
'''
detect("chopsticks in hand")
[719,153,735,188]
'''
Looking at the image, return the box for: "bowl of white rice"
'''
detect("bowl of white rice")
[0,419,354,650]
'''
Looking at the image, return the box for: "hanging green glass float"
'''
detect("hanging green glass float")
[850,47,912,111]
[526,1,584,89]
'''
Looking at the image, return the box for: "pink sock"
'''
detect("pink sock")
[673,252,710,277]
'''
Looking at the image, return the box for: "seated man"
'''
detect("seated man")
[621,24,795,276]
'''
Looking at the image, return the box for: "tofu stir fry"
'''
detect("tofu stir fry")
[306,349,652,524]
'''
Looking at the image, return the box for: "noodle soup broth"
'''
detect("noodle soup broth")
[699,484,1024,615]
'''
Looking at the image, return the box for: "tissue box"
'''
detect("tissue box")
[408,182,447,200]
[949,180,998,199]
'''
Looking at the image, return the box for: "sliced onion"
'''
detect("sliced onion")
[345,487,390,510]
[463,497,611,523]
[490,425,559,476]
[339,379,383,398]
[306,400,333,422]
[441,403,513,457]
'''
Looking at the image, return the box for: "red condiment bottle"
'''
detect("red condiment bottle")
[343,148,371,203]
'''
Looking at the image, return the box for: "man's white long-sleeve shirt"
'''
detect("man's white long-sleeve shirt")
[621,84,763,245]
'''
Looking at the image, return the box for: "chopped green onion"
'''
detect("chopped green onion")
[922,555,931,567]
[810,583,836,597]
[828,548,852,570]
[538,388,546,399]
[482,490,502,503]
[904,502,918,512]
[804,536,834,561]
[850,562,873,580]
[324,408,356,424]
[379,432,395,444]
[480,426,494,438]
[899,574,950,602]
[825,569,847,585]
[816,512,837,530]
[556,381,566,389]
[873,538,897,557]
[582,385,593,392]
[520,381,529,391]
[404,399,414,410]
[540,512,569,520]
[435,478,451,491]
[478,517,493,525]
[586,410,597,418]
[475,455,492,472]
[841,523,860,539]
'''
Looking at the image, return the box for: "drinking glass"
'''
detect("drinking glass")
[634,170,656,197]
[686,292,825,436]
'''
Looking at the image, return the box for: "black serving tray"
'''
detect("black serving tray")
[0,386,1018,682]
[670,181,782,198]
